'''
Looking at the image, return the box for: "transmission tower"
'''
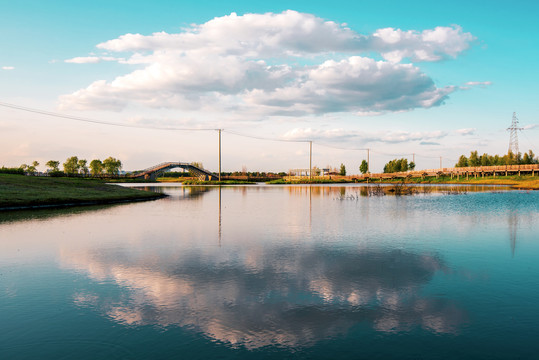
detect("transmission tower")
[507,112,523,154]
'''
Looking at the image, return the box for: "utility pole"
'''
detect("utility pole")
[218,129,221,181]
[367,148,370,173]
[309,141,312,180]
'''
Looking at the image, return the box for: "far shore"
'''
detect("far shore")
[2,173,537,212]
[155,174,539,189]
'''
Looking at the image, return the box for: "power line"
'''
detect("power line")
[223,129,310,143]
[0,101,217,131]
[314,142,368,151]
[0,100,467,167]
[370,149,414,157]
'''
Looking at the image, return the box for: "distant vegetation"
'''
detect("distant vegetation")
[359,160,369,174]
[0,166,25,175]
[383,158,416,173]
[455,150,538,167]
[339,163,346,176]
[6,156,124,177]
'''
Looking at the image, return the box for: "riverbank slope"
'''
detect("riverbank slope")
[0,174,164,210]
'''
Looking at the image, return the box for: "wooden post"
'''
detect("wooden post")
[218,129,221,182]
[309,141,312,181]
[367,148,370,174]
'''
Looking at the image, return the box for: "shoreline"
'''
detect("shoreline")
[0,194,167,212]
[0,174,166,212]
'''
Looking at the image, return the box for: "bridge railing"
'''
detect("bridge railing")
[361,164,539,179]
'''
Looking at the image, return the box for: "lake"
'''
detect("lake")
[1,184,538,359]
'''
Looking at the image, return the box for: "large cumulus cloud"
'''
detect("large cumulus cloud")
[60,10,474,117]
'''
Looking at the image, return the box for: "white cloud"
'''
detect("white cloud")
[65,56,124,64]
[243,57,455,115]
[464,81,492,87]
[282,127,448,145]
[461,81,492,90]
[373,26,475,63]
[2,66,15,70]
[59,11,474,117]
[65,56,101,64]
[523,124,538,130]
[456,128,476,135]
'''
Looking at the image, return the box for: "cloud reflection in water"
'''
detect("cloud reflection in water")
[63,245,466,349]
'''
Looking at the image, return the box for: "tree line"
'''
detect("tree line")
[455,150,538,167]
[13,156,123,176]
[383,158,416,173]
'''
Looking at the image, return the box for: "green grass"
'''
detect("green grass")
[360,175,539,189]
[0,174,165,209]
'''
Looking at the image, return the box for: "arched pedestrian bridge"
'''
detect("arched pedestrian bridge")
[131,162,216,181]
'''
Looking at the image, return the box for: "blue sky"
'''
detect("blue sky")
[1,0,537,173]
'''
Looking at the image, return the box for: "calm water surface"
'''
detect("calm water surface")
[1,184,538,359]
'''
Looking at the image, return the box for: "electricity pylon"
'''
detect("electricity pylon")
[507,112,523,155]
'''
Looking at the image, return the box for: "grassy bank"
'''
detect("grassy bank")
[0,174,165,210]
[359,175,539,189]
[264,174,539,189]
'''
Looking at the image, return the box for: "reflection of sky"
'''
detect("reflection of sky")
[2,185,539,354]
[62,244,466,349]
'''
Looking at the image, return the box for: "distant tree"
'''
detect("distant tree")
[19,164,28,174]
[63,156,80,175]
[89,159,103,176]
[383,158,408,173]
[522,150,537,164]
[409,161,416,171]
[455,155,469,167]
[454,149,539,167]
[502,151,518,165]
[480,153,491,166]
[469,151,480,166]
[46,160,60,172]
[102,157,122,176]
[22,161,39,175]
[78,159,88,175]
[339,163,346,176]
[359,160,369,174]
[530,150,538,164]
